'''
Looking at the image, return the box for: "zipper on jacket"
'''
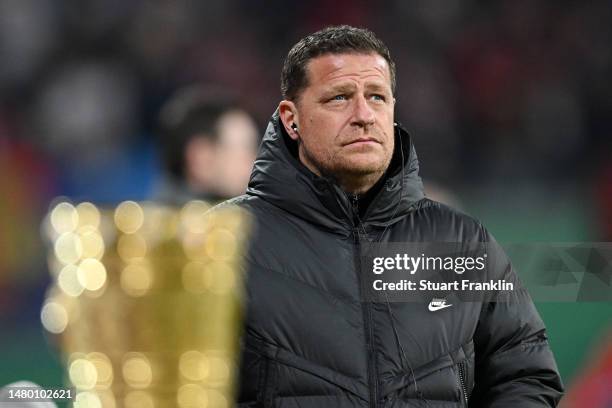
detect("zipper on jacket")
[350,194,360,225]
[350,194,379,408]
[457,361,469,406]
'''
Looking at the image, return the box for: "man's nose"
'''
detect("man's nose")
[351,94,375,127]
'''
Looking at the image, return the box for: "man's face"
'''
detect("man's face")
[287,52,395,190]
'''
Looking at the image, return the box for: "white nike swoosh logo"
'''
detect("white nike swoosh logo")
[428,303,452,312]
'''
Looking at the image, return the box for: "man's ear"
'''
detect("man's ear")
[278,100,299,141]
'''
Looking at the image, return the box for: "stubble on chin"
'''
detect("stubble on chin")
[300,141,392,194]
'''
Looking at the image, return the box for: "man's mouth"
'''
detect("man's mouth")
[343,137,381,146]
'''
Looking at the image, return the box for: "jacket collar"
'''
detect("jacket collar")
[246,110,425,235]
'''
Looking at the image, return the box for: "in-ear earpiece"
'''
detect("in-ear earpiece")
[291,124,299,132]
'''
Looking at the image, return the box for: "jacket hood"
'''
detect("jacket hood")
[246,110,425,234]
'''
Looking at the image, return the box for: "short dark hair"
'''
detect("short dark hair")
[157,86,237,180]
[281,25,396,101]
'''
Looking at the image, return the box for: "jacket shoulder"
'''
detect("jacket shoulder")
[409,198,491,241]
[211,193,274,214]
[416,198,482,223]
[209,194,286,230]
[211,194,254,209]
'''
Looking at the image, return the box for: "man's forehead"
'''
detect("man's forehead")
[305,52,391,85]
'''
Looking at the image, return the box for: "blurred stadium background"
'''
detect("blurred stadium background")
[0,0,610,406]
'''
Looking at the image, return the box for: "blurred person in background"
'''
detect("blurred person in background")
[155,86,259,204]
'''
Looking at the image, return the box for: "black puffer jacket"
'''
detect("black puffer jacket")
[227,111,563,407]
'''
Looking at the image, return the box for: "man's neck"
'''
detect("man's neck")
[335,172,384,195]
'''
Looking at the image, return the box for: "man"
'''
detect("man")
[155,86,259,204]
[223,26,563,407]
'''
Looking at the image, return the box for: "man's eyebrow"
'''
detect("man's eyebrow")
[365,82,391,93]
[324,83,356,94]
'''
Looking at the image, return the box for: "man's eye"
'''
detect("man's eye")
[371,94,386,101]
[331,95,347,101]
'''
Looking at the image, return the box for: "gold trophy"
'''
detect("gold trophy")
[41,200,249,408]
